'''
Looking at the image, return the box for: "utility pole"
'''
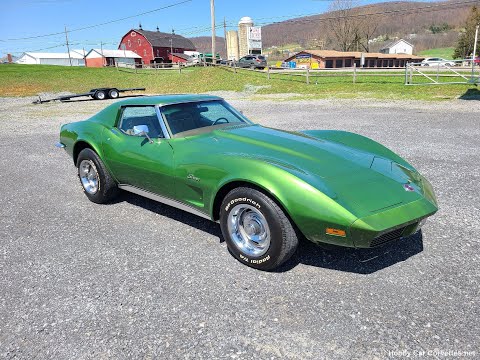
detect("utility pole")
[224,17,227,57]
[64,26,72,66]
[472,24,479,81]
[210,0,216,64]
[100,41,104,67]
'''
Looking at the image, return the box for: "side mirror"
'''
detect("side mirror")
[133,124,150,135]
[132,125,153,144]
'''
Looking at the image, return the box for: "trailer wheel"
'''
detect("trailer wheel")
[94,90,106,100]
[108,89,119,99]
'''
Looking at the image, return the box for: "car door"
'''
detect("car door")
[238,56,247,67]
[102,105,175,198]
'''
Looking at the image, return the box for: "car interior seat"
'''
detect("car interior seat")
[166,110,199,135]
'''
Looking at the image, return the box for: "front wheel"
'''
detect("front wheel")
[94,90,106,100]
[76,148,118,204]
[220,187,299,271]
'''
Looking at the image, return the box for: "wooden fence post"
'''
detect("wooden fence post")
[306,68,310,84]
[353,63,357,83]
[404,62,408,84]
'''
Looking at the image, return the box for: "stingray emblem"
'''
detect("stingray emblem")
[403,183,415,192]
[187,174,200,182]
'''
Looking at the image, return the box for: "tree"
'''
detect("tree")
[328,0,361,51]
[453,6,480,59]
[327,0,378,52]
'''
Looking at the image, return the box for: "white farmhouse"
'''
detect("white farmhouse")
[380,39,413,55]
[16,50,85,66]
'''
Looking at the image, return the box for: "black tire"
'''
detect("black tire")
[76,148,118,204]
[108,89,119,99]
[94,90,106,100]
[219,187,299,271]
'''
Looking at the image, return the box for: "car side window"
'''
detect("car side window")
[118,106,164,138]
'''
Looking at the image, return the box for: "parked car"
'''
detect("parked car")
[462,56,480,66]
[56,95,438,270]
[235,55,267,69]
[420,57,456,67]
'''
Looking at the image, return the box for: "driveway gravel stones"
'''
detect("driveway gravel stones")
[0,95,478,359]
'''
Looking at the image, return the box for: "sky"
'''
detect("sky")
[0,0,432,57]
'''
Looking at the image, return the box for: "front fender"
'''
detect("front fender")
[208,156,358,247]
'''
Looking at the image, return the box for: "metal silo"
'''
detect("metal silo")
[226,30,239,61]
[238,17,253,58]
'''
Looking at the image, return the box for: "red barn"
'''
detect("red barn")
[119,28,196,64]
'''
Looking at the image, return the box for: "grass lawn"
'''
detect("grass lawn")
[418,47,455,60]
[0,64,477,101]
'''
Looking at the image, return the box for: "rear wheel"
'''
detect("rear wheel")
[220,187,299,271]
[76,148,118,204]
[108,89,119,99]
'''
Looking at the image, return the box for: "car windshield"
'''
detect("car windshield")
[161,100,252,137]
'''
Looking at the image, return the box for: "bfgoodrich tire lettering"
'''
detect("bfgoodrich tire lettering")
[220,187,299,270]
[76,148,118,204]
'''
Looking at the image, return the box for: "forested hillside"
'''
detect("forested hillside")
[191,1,478,56]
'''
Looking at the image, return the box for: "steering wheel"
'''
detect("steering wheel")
[212,117,229,126]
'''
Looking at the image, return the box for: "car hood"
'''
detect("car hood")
[211,125,424,214]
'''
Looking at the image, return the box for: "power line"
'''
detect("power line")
[2,0,192,42]
[255,0,480,26]
[3,0,478,52]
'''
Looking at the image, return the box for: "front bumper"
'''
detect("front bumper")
[349,198,438,248]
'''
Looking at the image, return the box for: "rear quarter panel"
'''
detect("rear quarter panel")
[60,121,109,163]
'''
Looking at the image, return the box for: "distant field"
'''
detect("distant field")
[0,64,477,101]
[418,47,455,59]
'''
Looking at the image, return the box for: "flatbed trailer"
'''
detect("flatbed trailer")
[33,87,146,104]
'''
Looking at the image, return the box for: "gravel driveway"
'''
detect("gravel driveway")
[0,95,479,359]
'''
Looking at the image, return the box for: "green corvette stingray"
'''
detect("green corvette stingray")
[57,94,438,270]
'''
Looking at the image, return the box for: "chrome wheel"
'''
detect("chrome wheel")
[79,160,99,195]
[227,204,270,257]
[95,91,106,100]
[108,89,119,99]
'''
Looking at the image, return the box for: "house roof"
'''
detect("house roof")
[134,29,195,50]
[380,39,413,51]
[170,52,192,61]
[86,49,142,59]
[287,50,423,61]
[20,51,85,59]
[71,49,87,57]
